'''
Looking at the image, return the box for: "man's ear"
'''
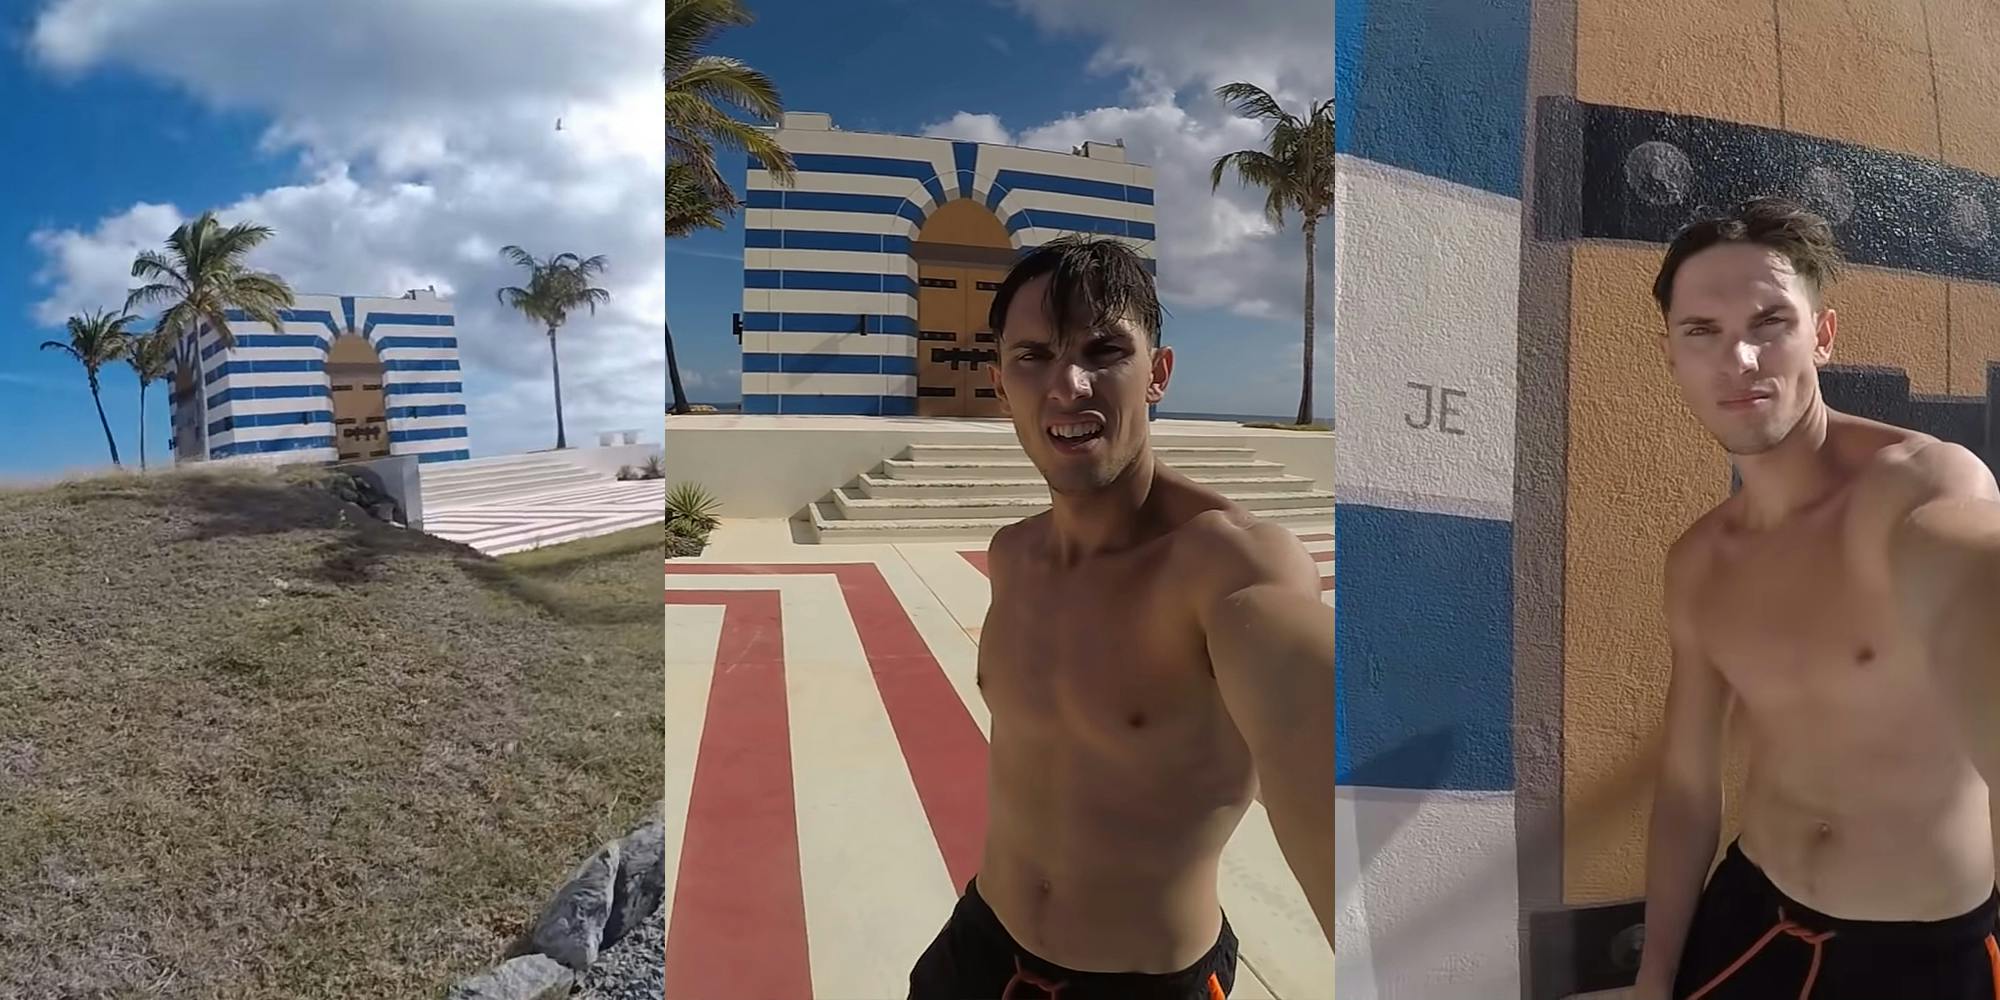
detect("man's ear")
[1146,345,1174,404]
[1813,307,1838,367]
[989,355,1010,415]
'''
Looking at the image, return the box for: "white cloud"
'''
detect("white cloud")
[920,112,1014,147]
[933,1,1335,332]
[24,0,666,456]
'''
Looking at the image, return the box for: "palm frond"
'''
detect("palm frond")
[1215,82,1293,126]
[672,56,784,121]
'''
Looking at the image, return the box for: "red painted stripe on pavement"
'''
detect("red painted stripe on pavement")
[1311,549,1332,563]
[662,589,811,1000]
[1321,576,1335,591]
[959,550,990,577]
[666,563,990,889]
[1299,532,1333,542]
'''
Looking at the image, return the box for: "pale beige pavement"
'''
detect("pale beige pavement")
[666,517,1334,1000]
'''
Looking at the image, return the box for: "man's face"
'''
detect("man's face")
[1662,242,1836,456]
[989,274,1172,495]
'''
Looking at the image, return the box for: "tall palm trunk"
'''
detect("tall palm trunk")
[548,326,569,449]
[137,381,148,471]
[89,372,122,467]
[665,309,690,415]
[1297,217,1318,427]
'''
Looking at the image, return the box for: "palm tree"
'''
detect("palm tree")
[124,210,295,460]
[41,309,135,467]
[666,0,795,220]
[1211,83,1336,426]
[667,0,796,417]
[123,329,175,471]
[498,246,611,449]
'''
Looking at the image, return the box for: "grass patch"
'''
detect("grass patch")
[1244,422,1332,432]
[0,467,661,997]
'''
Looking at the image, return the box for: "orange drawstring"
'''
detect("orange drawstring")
[1001,954,1068,999]
[1685,908,1836,1000]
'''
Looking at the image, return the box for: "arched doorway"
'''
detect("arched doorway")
[912,199,1014,418]
[327,335,390,460]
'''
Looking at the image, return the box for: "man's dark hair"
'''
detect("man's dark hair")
[988,235,1163,346]
[1651,196,1845,315]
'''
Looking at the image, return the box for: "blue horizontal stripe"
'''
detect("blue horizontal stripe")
[362,312,454,339]
[221,308,341,337]
[742,352,919,375]
[745,230,914,255]
[1005,209,1154,241]
[203,359,324,385]
[386,403,467,419]
[417,449,471,464]
[744,269,918,296]
[1340,0,1529,197]
[743,392,914,416]
[373,335,458,351]
[390,426,470,443]
[207,410,334,434]
[199,334,329,360]
[1335,503,1513,792]
[752,152,949,206]
[382,359,460,372]
[740,312,917,335]
[749,189,909,216]
[384,380,463,396]
[199,383,332,408]
[209,435,336,459]
[991,168,1153,205]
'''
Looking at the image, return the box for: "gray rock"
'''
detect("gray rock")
[522,841,620,971]
[447,954,576,1000]
[369,500,399,523]
[601,810,665,948]
[575,900,663,1000]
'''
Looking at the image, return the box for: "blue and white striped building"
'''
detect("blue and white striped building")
[167,289,470,465]
[740,112,1157,416]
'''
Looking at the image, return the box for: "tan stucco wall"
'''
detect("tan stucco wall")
[1558,0,2000,905]
[1561,246,1731,902]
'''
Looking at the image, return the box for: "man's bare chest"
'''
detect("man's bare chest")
[978,565,1218,759]
[1697,522,1911,709]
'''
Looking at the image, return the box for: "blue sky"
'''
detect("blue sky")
[0,11,277,476]
[1,0,666,479]
[669,0,1336,420]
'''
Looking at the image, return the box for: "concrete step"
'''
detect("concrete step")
[831,488,1334,521]
[855,472,1318,499]
[429,508,665,556]
[879,458,1285,482]
[902,443,1258,463]
[423,462,600,491]
[808,501,1336,543]
[424,470,607,508]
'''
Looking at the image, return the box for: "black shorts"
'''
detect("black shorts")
[1674,840,2000,999]
[908,877,1238,1000]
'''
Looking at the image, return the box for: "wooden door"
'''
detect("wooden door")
[327,336,390,460]
[962,271,1006,417]
[916,265,972,416]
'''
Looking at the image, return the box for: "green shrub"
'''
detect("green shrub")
[665,481,720,535]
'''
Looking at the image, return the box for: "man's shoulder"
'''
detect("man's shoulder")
[1173,509,1319,596]
[1850,435,1998,508]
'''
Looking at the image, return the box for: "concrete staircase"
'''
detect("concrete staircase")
[806,438,1334,543]
[419,453,608,508]
[417,452,667,555]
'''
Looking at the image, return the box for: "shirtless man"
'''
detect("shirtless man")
[905,236,1335,999]
[1634,197,2000,998]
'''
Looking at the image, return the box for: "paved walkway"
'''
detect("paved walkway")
[664,519,1334,1000]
